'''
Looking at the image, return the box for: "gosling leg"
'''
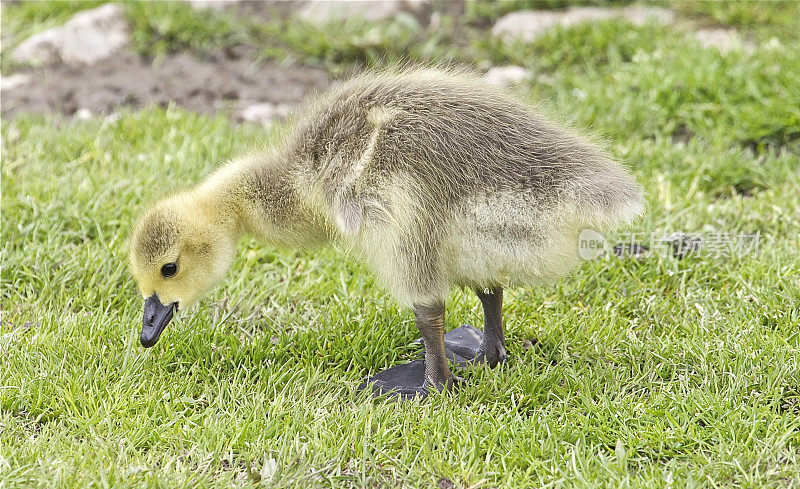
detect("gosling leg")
[360,302,463,399]
[415,302,464,392]
[474,287,507,367]
[440,287,507,367]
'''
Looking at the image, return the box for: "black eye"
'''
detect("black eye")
[161,262,178,278]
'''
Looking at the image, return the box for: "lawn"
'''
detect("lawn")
[2,1,800,488]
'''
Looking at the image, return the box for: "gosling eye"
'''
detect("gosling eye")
[160,262,178,278]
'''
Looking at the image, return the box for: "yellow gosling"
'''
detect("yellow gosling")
[129,68,645,398]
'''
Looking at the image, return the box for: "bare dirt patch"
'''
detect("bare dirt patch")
[2,48,330,119]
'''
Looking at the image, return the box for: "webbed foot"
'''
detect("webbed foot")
[465,342,507,368]
[418,325,508,368]
[359,359,464,399]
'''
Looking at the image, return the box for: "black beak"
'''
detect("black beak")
[141,294,176,348]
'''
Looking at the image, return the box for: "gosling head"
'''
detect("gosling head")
[129,196,235,348]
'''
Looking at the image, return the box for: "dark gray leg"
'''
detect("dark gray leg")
[360,302,462,398]
[474,287,507,367]
[439,287,507,367]
[415,303,462,391]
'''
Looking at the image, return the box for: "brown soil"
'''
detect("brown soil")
[2,48,330,119]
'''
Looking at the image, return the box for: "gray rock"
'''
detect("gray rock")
[298,0,406,23]
[239,102,291,125]
[492,5,675,43]
[491,10,562,43]
[694,28,748,54]
[621,6,675,26]
[75,108,94,120]
[184,0,236,11]
[1,74,32,93]
[560,6,618,26]
[11,3,129,66]
[10,29,62,66]
[483,66,530,85]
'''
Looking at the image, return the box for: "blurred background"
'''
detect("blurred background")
[3,0,798,134]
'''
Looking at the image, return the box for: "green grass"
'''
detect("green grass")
[674,0,800,42]
[125,1,245,59]
[0,0,473,75]
[3,1,798,75]
[463,0,631,25]
[3,2,800,488]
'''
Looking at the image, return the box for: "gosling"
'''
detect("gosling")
[129,68,645,398]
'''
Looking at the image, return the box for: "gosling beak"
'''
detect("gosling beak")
[141,294,176,348]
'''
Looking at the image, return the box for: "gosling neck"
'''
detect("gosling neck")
[191,153,328,249]
[183,161,246,246]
